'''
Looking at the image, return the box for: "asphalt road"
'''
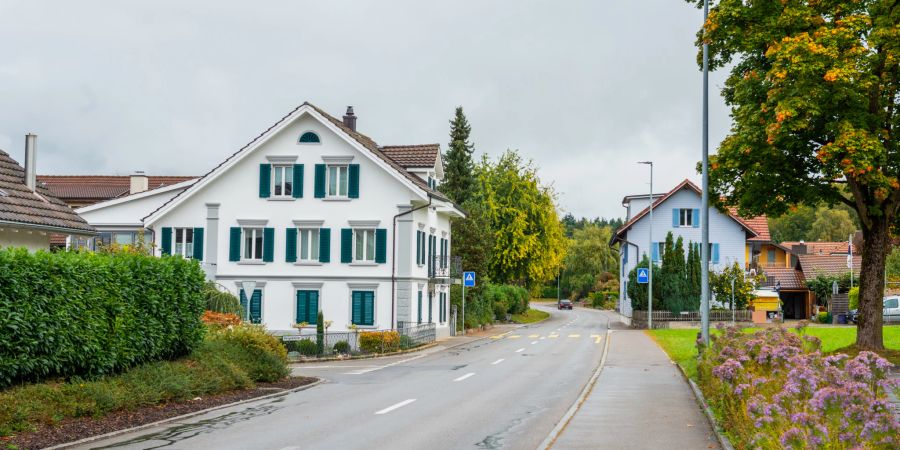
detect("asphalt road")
[82,305,610,450]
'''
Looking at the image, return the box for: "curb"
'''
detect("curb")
[49,378,324,450]
[671,359,735,450]
[289,342,440,364]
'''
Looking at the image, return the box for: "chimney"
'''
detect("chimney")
[130,171,149,194]
[795,241,807,255]
[342,106,357,131]
[24,134,37,191]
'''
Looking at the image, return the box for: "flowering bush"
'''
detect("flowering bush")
[698,323,898,449]
[201,311,242,327]
[359,331,400,353]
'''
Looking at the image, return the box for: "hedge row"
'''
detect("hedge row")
[0,248,206,387]
[450,283,530,330]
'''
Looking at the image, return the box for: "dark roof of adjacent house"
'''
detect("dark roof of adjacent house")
[37,175,196,202]
[782,241,855,256]
[761,267,806,290]
[0,150,95,234]
[796,254,861,278]
[380,144,440,168]
[613,179,761,240]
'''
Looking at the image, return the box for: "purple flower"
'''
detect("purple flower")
[712,358,743,382]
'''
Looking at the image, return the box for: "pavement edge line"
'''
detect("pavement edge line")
[50,378,325,450]
[537,313,613,450]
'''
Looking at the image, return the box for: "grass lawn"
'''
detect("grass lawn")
[511,308,551,324]
[648,325,900,380]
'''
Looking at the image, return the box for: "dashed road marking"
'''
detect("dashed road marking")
[531,340,538,345]
[528,334,539,338]
[508,335,522,339]
[454,372,475,382]
[515,348,525,353]
[590,334,602,344]
[375,399,416,415]
[492,358,504,365]
[548,334,559,338]
[568,334,581,338]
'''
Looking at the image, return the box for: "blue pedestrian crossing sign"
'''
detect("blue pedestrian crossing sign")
[637,268,650,284]
[463,271,476,287]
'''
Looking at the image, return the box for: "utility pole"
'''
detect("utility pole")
[638,161,654,329]
[700,0,711,345]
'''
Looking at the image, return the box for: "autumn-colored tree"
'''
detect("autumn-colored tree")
[561,224,619,298]
[691,0,899,350]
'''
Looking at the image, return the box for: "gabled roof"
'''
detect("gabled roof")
[730,209,771,242]
[37,175,197,202]
[76,178,198,215]
[760,267,806,290]
[613,179,759,241]
[0,149,95,234]
[782,241,855,256]
[796,254,861,278]
[381,144,440,169]
[145,102,456,225]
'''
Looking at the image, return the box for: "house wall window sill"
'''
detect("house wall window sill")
[268,197,297,202]
[323,197,352,202]
[350,262,379,267]
[238,261,267,265]
[349,324,378,330]
[294,261,324,266]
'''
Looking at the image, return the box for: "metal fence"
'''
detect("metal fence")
[631,310,752,329]
[282,323,436,360]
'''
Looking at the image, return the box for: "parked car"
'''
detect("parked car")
[558,299,573,310]
[848,296,900,324]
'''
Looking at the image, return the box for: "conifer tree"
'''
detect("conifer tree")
[442,107,476,204]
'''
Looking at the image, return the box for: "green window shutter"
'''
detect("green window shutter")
[308,291,319,324]
[296,291,307,324]
[161,227,172,255]
[314,164,326,198]
[351,291,363,324]
[348,164,360,198]
[341,228,353,263]
[259,164,271,198]
[263,227,275,262]
[417,291,423,324]
[292,164,304,198]
[229,227,241,261]
[416,231,421,265]
[250,290,262,324]
[319,228,331,263]
[240,290,249,320]
[285,228,297,263]
[363,292,375,326]
[192,227,204,261]
[375,228,387,264]
[428,292,432,323]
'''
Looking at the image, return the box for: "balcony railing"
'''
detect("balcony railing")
[429,254,450,279]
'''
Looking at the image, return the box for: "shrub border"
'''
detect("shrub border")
[46,378,323,450]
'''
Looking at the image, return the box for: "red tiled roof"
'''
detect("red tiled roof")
[0,150,95,234]
[37,175,196,201]
[614,179,759,239]
[797,254,861,278]
[761,267,806,290]
[380,144,440,168]
[729,208,770,242]
[782,241,855,256]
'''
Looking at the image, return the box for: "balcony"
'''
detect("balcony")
[429,254,450,280]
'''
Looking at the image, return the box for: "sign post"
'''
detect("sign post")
[462,272,476,336]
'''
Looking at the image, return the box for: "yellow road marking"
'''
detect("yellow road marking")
[528,334,540,338]
[508,335,522,339]
[590,334,602,344]
[568,334,581,338]
[548,334,559,338]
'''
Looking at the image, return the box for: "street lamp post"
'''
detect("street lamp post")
[638,161,654,329]
[700,0,711,345]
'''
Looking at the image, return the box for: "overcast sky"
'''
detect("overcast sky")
[0,0,731,219]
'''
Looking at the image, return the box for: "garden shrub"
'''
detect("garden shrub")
[0,248,206,387]
[205,324,288,381]
[816,311,832,324]
[399,335,415,350]
[697,324,898,448]
[333,340,351,354]
[203,281,243,316]
[849,286,860,310]
[295,339,318,357]
[359,331,400,353]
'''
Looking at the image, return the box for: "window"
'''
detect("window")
[174,228,194,258]
[240,289,262,324]
[767,249,776,264]
[327,165,349,197]
[351,291,375,326]
[679,209,693,227]
[298,228,320,261]
[299,131,320,143]
[295,290,319,324]
[272,165,294,197]
[243,228,264,260]
[885,298,899,309]
[354,229,376,262]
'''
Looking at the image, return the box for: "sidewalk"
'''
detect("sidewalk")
[552,329,719,449]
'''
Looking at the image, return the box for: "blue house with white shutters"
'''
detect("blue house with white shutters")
[141,103,464,336]
[611,179,761,317]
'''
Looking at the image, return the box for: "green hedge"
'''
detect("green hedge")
[450,283,530,329]
[0,248,206,387]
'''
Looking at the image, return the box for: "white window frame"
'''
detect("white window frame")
[173,227,194,258]
[353,228,376,262]
[326,165,349,198]
[298,228,320,261]
[272,165,294,198]
[679,208,693,227]
[242,227,264,261]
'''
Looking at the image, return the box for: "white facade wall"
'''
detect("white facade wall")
[0,227,51,251]
[618,188,748,317]
[147,112,456,335]
[78,184,191,227]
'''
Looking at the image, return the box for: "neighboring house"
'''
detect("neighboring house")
[759,253,861,320]
[781,241,855,267]
[137,103,464,335]
[737,212,791,271]
[0,135,95,251]
[611,179,764,317]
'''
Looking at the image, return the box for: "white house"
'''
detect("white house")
[610,179,762,317]
[134,102,464,336]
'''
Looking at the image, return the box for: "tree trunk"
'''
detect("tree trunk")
[856,217,889,351]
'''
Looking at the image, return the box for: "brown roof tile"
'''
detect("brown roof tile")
[37,175,196,201]
[797,254,861,278]
[0,150,95,234]
[761,267,806,290]
[380,144,440,168]
[729,208,771,242]
[782,241,855,256]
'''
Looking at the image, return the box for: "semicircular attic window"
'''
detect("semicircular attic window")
[299,132,321,144]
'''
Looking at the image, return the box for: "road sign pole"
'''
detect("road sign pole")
[461,284,466,336]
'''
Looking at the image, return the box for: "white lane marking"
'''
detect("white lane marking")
[540,337,546,340]
[515,348,525,353]
[375,399,416,415]
[591,334,602,344]
[492,358,505,365]
[345,352,429,375]
[454,372,475,382]
[531,340,538,345]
